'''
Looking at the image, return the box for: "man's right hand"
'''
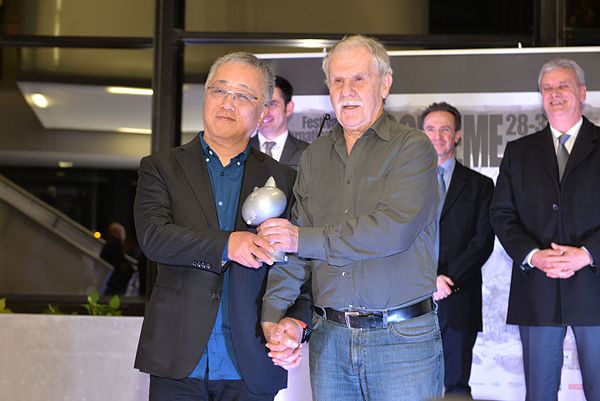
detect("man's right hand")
[228,231,275,268]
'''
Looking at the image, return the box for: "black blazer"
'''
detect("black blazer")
[490,117,600,326]
[437,161,495,332]
[133,135,310,394]
[250,133,309,170]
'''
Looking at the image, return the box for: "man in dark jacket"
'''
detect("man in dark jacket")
[490,58,600,401]
[422,102,495,399]
[133,52,311,401]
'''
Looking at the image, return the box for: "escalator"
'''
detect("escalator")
[0,174,112,296]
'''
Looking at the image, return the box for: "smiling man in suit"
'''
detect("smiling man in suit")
[251,75,308,170]
[421,102,495,399]
[490,59,600,401]
[133,52,310,401]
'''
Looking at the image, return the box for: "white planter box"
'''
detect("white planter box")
[0,314,148,401]
[0,314,313,401]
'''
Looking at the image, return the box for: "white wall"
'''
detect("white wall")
[0,312,588,401]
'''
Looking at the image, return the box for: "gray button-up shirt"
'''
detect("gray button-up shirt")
[263,112,439,322]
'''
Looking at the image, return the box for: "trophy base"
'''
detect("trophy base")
[270,250,288,263]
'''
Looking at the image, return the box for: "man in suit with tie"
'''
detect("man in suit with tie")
[490,59,600,401]
[251,75,309,169]
[133,52,311,401]
[421,102,495,399]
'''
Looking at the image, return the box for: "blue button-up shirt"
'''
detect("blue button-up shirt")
[439,156,456,191]
[189,132,249,380]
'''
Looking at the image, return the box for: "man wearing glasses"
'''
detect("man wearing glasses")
[251,75,308,170]
[133,52,311,401]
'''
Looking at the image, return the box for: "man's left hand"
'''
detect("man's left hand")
[257,218,299,253]
[433,274,454,301]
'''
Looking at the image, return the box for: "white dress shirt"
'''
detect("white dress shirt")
[256,131,288,162]
[549,117,582,154]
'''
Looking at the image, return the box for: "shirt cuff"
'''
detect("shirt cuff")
[525,248,539,267]
[261,303,289,324]
[520,248,539,273]
[581,246,595,267]
[222,242,229,264]
[297,226,326,260]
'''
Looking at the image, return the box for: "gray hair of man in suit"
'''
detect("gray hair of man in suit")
[205,52,275,103]
[321,34,393,82]
[537,58,586,91]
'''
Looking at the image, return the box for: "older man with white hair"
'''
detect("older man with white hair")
[259,35,443,401]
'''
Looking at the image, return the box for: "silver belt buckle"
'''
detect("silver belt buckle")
[344,311,360,328]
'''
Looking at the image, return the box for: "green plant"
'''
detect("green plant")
[2,291,122,316]
[43,304,65,315]
[82,290,122,316]
[0,298,13,313]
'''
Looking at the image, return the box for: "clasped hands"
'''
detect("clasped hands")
[261,318,304,370]
[227,218,299,269]
[531,242,592,279]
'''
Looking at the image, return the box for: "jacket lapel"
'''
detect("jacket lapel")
[175,138,280,230]
[441,162,467,217]
[563,117,598,182]
[532,126,560,184]
[280,136,296,166]
[176,136,219,228]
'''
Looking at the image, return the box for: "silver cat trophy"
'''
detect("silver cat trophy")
[241,176,288,262]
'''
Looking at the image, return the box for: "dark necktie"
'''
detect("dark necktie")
[264,141,276,157]
[557,134,571,182]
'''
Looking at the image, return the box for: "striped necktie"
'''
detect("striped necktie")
[264,141,276,157]
[557,134,571,182]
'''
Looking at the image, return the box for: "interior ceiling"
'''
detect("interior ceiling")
[18,81,205,134]
[0,0,530,141]
[4,1,598,169]
[14,50,331,136]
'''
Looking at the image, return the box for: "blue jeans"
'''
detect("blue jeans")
[309,310,444,401]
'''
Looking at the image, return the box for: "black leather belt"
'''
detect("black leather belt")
[314,298,433,329]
